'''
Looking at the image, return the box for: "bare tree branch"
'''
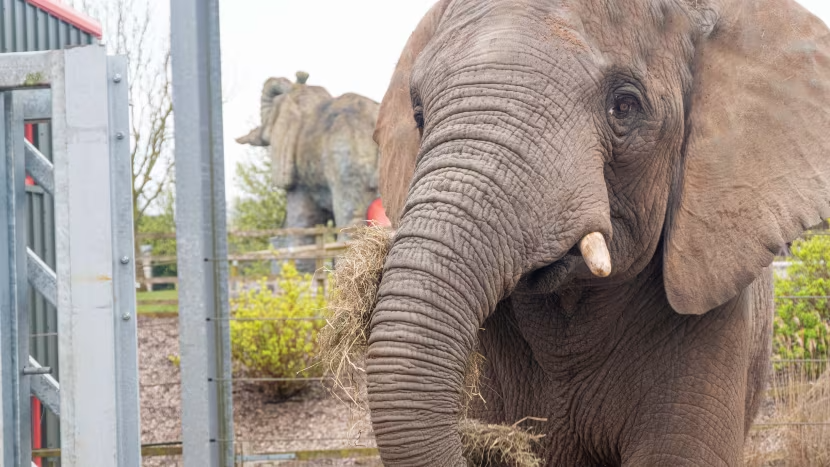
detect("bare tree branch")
[69,0,174,288]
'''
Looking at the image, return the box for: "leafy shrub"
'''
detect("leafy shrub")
[230,262,326,399]
[774,235,830,371]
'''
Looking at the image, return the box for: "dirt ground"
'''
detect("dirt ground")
[138,315,379,466]
[139,315,826,466]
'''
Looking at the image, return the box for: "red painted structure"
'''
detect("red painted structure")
[24,126,41,467]
[26,0,103,38]
[366,197,391,227]
[25,125,35,186]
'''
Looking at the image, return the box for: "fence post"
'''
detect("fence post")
[107,54,142,467]
[140,245,153,292]
[170,0,235,465]
[315,226,326,293]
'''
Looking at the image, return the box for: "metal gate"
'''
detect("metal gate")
[0,45,140,467]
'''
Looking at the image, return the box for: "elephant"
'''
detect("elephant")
[366,0,830,465]
[237,72,381,269]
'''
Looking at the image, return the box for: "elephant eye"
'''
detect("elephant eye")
[609,95,641,120]
[413,105,425,130]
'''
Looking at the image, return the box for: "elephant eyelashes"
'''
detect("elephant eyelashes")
[609,95,640,120]
[607,92,643,137]
[413,105,425,131]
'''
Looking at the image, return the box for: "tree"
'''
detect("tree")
[136,188,177,280]
[229,148,287,277]
[69,0,174,279]
[774,235,830,374]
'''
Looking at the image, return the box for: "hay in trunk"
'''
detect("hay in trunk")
[318,225,544,466]
[318,225,391,429]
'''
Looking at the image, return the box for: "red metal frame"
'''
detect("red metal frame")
[32,398,42,466]
[26,124,43,467]
[26,0,103,39]
[25,125,35,186]
[25,126,42,466]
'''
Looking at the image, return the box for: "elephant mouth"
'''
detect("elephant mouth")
[513,231,611,296]
[513,253,582,296]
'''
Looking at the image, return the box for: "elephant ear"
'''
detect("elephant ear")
[665,0,830,315]
[268,93,302,190]
[374,0,451,226]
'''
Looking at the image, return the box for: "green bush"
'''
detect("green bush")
[230,262,327,399]
[774,235,830,370]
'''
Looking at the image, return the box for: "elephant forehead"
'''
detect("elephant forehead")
[435,0,698,72]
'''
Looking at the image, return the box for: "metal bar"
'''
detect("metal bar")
[11,89,34,467]
[108,54,141,467]
[51,44,120,466]
[238,453,296,462]
[0,92,15,467]
[21,366,51,375]
[31,446,382,460]
[775,296,830,299]
[27,248,56,306]
[24,140,54,194]
[170,0,234,464]
[0,90,34,466]
[28,356,59,417]
[19,88,51,121]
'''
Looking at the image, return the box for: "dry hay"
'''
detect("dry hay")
[461,419,545,467]
[318,225,543,466]
[745,362,830,466]
[782,368,830,466]
[317,225,391,434]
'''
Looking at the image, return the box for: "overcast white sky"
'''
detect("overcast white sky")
[219,1,437,200]
[216,0,830,200]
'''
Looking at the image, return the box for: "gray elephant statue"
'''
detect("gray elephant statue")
[367,0,830,465]
[237,72,380,270]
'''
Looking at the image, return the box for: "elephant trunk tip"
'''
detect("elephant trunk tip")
[579,232,612,277]
[236,127,266,146]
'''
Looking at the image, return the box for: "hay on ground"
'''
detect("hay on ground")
[783,368,830,465]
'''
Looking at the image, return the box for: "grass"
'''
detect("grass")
[137,289,179,315]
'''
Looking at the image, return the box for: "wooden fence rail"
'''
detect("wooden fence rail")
[137,226,392,292]
[136,226,342,241]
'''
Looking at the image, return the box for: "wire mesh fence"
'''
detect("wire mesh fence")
[130,229,830,466]
[746,356,830,466]
[138,315,183,467]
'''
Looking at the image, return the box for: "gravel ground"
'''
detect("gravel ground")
[138,315,379,467]
[139,315,824,466]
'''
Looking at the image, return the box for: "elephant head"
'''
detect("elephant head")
[369,0,830,463]
[237,72,331,188]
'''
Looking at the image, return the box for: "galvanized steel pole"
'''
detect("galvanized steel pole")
[170,0,235,465]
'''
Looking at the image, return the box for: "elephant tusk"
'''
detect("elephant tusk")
[579,232,612,278]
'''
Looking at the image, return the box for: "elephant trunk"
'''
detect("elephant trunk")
[366,169,516,465]
[236,77,296,147]
[366,133,611,464]
[259,77,292,124]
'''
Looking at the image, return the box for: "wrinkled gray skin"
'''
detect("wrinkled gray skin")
[237,75,380,267]
[368,0,830,465]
